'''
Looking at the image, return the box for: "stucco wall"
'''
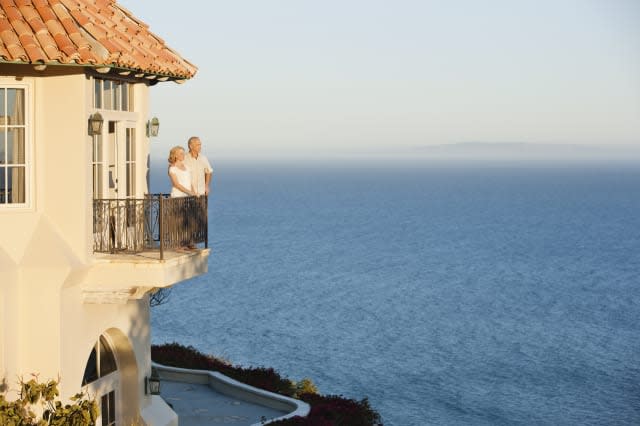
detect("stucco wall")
[0,73,91,384]
[0,69,155,424]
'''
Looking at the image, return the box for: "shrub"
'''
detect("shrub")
[270,393,382,426]
[0,377,97,425]
[151,342,296,396]
[151,343,383,425]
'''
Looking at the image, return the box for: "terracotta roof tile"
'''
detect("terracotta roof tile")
[46,18,64,37]
[34,6,54,22]
[2,26,21,49]
[0,0,196,79]
[18,5,38,21]
[29,17,46,32]
[23,42,43,60]
[7,44,25,59]
[40,41,57,56]
[35,30,56,48]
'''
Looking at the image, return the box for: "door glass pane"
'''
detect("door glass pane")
[100,391,116,426]
[93,135,103,199]
[108,391,115,423]
[0,88,5,118]
[103,81,112,110]
[7,89,25,125]
[121,83,129,111]
[93,134,103,162]
[0,166,5,203]
[8,166,25,203]
[125,129,133,161]
[7,129,25,164]
[0,132,5,164]
[93,164,103,198]
[101,394,109,426]
[113,82,120,111]
[126,128,135,197]
[94,79,102,109]
[126,165,134,197]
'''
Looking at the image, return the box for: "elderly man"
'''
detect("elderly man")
[183,136,213,196]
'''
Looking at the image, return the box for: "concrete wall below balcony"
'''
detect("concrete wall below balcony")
[82,249,210,304]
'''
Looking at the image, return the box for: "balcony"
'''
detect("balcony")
[82,195,210,304]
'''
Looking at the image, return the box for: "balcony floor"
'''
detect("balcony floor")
[93,247,208,262]
[161,380,287,425]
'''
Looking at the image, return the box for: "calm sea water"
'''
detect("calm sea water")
[150,161,640,425]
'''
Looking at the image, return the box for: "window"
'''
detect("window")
[82,335,118,385]
[0,86,28,206]
[83,335,119,425]
[102,80,112,110]
[101,391,116,426]
[93,78,132,111]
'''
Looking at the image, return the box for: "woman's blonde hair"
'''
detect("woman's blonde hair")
[168,146,185,165]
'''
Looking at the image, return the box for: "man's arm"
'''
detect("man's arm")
[204,171,212,195]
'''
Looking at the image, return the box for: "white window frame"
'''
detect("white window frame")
[93,77,133,112]
[0,81,32,210]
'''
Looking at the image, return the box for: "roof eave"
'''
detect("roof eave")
[0,60,196,84]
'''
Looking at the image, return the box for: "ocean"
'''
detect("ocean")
[149,160,640,425]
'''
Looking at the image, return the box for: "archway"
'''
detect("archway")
[82,328,139,424]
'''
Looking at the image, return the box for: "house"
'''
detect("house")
[0,1,207,424]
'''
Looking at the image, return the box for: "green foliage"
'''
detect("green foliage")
[0,377,97,426]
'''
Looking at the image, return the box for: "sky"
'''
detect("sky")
[119,0,640,161]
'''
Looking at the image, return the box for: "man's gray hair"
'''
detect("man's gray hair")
[188,136,200,148]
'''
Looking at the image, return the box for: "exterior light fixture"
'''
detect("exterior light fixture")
[145,369,161,395]
[88,112,104,136]
[147,117,160,137]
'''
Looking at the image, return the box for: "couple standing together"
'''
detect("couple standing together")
[168,136,212,198]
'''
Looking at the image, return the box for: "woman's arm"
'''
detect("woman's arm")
[169,171,195,196]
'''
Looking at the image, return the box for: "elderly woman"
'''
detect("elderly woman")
[168,146,196,251]
[168,146,196,197]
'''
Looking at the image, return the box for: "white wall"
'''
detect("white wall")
[0,69,155,424]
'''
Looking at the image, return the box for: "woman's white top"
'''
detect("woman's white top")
[169,165,192,197]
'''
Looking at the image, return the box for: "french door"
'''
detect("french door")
[106,121,136,199]
[92,121,139,252]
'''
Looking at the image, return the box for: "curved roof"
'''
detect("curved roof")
[0,0,197,80]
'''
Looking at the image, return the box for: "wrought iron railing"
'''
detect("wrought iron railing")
[93,195,208,260]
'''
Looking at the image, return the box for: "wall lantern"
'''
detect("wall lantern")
[147,117,160,137]
[145,369,161,395]
[88,112,104,136]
